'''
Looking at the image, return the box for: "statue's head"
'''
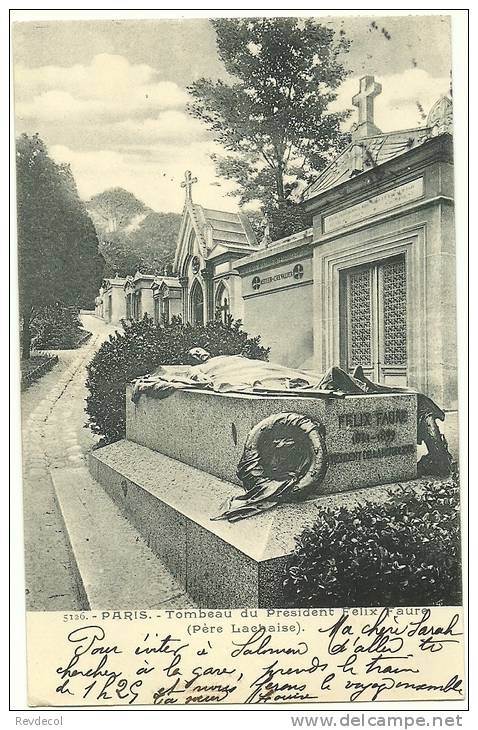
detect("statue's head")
[189,347,211,364]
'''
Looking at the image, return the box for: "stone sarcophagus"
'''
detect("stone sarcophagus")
[90,384,417,608]
[126,387,417,497]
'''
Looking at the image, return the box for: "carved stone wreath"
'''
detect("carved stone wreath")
[213,412,328,522]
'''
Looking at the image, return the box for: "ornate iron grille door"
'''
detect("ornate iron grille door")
[342,255,407,386]
[378,256,408,385]
[347,268,373,369]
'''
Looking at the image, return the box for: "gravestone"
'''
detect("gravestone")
[89,386,417,608]
[126,388,417,493]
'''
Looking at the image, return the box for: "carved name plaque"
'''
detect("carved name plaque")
[245,259,312,296]
[325,401,417,481]
[323,177,424,233]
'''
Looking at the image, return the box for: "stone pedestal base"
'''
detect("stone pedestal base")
[89,440,415,608]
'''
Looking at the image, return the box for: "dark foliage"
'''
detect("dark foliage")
[21,355,58,389]
[86,188,181,277]
[20,355,54,379]
[284,471,461,607]
[85,315,270,444]
[265,202,313,241]
[32,305,88,350]
[87,187,145,233]
[188,17,351,239]
[16,133,104,358]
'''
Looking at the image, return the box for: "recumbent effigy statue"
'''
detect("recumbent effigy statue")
[132,349,452,522]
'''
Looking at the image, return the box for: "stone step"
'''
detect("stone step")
[51,466,195,610]
[89,440,413,608]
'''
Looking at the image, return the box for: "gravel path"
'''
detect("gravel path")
[21,315,119,610]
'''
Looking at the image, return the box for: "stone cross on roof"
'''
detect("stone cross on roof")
[352,75,382,140]
[181,170,198,202]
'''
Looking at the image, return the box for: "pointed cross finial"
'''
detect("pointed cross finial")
[181,170,198,202]
[352,75,382,127]
[351,76,382,140]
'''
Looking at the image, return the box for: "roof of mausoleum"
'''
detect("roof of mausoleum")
[173,179,259,274]
[191,204,258,252]
[122,272,156,291]
[133,271,155,283]
[152,275,181,291]
[103,274,127,289]
[302,88,453,202]
[118,272,156,294]
[302,127,433,200]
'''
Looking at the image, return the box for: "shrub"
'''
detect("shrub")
[32,305,87,349]
[284,471,461,607]
[20,354,58,389]
[85,315,270,445]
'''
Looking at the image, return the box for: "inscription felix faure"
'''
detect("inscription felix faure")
[338,409,409,429]
[329,408,413,466]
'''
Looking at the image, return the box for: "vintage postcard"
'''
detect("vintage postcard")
[10,9,468,714]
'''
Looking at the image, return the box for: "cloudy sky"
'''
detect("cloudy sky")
[12,15,452,214]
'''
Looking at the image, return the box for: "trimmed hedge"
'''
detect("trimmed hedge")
[21,354,59,390]
[33,305,89,349]
[284,471,461,607]
[85,315,270,445]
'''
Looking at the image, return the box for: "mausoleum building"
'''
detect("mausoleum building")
[94,77,457,446]
[151,274,182,325]
[100,274,127,324]
[94,285,104,319]
[124,272,156,321]
[169,171,258,325]
[236,77,456,445]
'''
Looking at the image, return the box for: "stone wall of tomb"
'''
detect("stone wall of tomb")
[108,285,127,324]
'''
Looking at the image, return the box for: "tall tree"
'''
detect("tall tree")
[86,189,181,276]
[16,133,104,358]
[87,188,146,234]
[188,18,351,239]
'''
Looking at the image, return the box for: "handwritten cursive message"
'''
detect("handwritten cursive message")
[26,607,464,707]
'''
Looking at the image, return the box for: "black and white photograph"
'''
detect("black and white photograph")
[10,9,467,710]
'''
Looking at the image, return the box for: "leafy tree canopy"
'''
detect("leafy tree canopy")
[188,18,351,239]
[16,133,104,357]
[86,188,181,277]
[88,187,146,234]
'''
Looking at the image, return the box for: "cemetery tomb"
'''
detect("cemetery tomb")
[90,385,418,608]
